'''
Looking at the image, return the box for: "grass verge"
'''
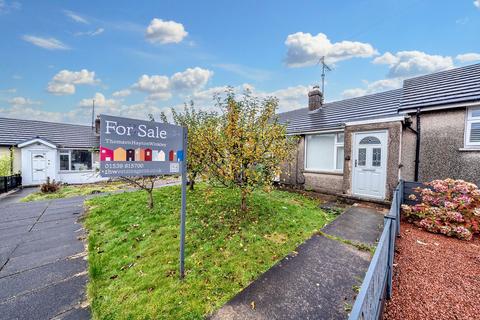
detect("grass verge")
[21,181,131,202]
[85,184,335,319]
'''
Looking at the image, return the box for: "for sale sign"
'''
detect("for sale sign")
[99,114,185,177]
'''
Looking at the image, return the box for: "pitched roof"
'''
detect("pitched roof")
[0,117,98,148]
[399,63,480,110]
[277,89,402,134]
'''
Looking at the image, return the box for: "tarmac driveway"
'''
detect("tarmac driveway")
[0,197,90,319]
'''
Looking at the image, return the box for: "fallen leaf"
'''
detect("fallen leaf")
[250,301,255,310]
[416,240,427,245]
[110,274,118,280]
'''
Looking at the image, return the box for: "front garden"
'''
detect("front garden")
[85,184,335,319]
[385,179,480,319]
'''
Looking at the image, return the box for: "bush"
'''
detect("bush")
[402,179,480,240]
[0,155,12,176]
[40,177,61,193]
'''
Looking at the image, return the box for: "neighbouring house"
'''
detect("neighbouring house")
[169,150,175,161]
[0,117,105,186]
[158,150,166,161]
[278,63,480,202]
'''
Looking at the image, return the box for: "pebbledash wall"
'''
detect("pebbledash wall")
[280,119,404,202]
[402,108,480,186]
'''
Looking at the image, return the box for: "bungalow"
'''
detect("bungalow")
[0,117,105,186]
[278,63,480,202]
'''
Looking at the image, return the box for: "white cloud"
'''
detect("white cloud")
[342,78,403,99]
[64,10,88,24]
[0,0,20,14]
[8,96,41,107]
[170,67,213,91]
[22,35,70,50]
[284,32,377,67]
[456,53,480,63]
[78,93,119,108]
[145,18,188,44]
[47,69,99,95]
[0,105,67,123]
[475,0,480,8]
[112,89,131,98]
[75,28,104,37]
[188,83,310,113]
[373,51,453,78]
[1,88,16,94]
[132,67,213,101]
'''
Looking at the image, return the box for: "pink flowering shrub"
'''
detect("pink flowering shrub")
[402,179,480,240]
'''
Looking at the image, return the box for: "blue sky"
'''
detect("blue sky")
[0,0,479,124]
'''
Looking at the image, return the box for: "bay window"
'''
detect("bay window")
[305,132,344,172]
[465,107,480,148]
[59,150,93,171]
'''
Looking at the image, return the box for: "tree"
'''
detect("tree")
[170,101,218,190]
[203,89,296,211]
[120,176,158,209]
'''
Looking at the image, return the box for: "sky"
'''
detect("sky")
[0,0,479,125]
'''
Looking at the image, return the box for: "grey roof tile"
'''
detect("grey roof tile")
[0,117,98,148]
[277,89,402,134]
[399,63,480,110]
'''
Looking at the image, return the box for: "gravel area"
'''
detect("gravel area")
[385,221,480,320]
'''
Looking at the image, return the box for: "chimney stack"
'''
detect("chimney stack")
[308,86,323,112]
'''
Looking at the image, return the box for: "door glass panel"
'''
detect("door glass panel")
[358,148,366,166]
[359,136,381,145]
[372,148,381,167]
[34,154,45,159]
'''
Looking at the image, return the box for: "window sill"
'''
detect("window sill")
[459,148,480,152]
[303,169,344,176]
[58,170,95,173]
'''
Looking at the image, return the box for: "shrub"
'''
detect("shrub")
[402,179,480,240]
[40,177,61,193]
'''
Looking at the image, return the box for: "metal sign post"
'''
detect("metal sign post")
[179,127,188,279]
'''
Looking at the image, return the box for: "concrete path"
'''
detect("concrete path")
[211,206,385,320]
[0,197,89,319]
[0,187,39,208]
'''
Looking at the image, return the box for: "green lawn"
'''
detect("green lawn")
[85,184,335,319]
[21,181,131,202]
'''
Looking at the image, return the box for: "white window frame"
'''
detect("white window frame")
[304,132,344,173]
[465,107,480,148]
[58,149,94,172]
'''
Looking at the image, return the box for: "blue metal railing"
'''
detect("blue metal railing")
[349,180,403,320]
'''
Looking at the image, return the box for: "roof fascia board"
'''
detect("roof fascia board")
[286,128,344,136]
[18,138,57,149]
[400,101,480,113]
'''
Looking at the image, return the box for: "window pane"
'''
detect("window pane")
[60,154,70,170]
[358,148,366,166]
[71,150,92,171]
[470,122,480,143]
[336,146,344,170]
[471,109,480,118]
[336,133,344,144]
[306,134,335,170]
[372,148,382,167]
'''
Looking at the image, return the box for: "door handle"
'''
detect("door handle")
[362,169,376,172]
[354,160,357,167]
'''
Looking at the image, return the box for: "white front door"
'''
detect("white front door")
[31,152,47,183]
[352,131,388,199]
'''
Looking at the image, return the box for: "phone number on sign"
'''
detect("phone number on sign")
[103,163,145,169]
